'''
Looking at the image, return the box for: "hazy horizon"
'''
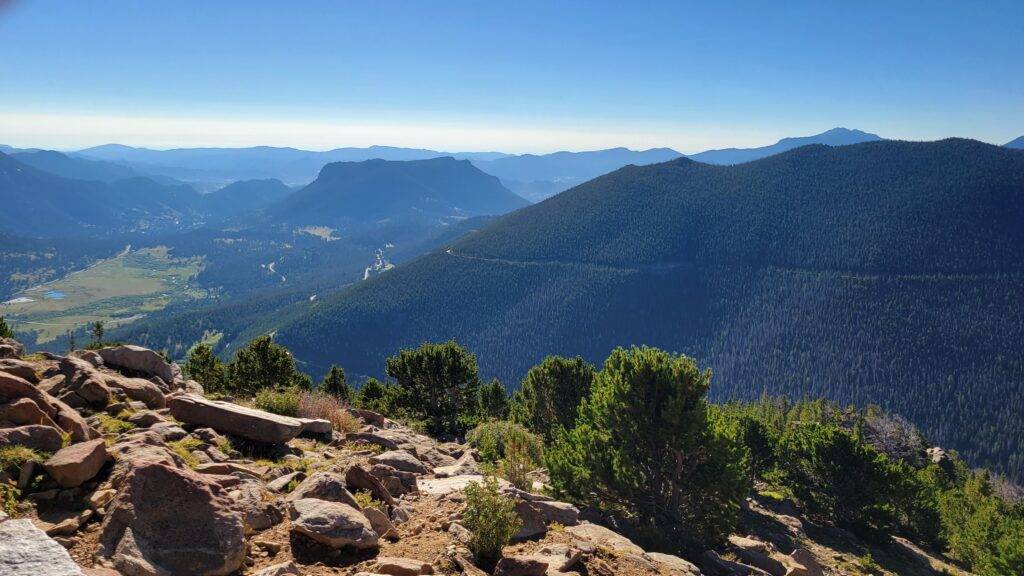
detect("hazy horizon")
[1,1,1021,154]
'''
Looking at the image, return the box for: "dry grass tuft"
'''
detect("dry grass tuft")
[297,391,362,434]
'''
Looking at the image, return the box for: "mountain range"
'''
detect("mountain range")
[262,138,1024,480]
[1006,135,1024,149]
[689,127,882,164]
[0,152,204,236]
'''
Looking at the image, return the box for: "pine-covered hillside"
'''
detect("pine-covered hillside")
[273,139,1024,480]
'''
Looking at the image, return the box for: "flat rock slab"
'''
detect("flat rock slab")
[168,394,302,444]
[43,439,108,487]
[418,474,511,496]
[0,518,85,575]
[565,522,646,556]
[373,556,435,575]
[98,345,181,384]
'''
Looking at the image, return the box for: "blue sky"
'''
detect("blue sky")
[1,0,1021,153]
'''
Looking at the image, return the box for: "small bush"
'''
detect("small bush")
[254,387,300,416]
[169,437,204,468]
[0,446,48,473]
[298,391,359,432]
[462,476,522,564]
[96,414,135,435]
[215,436,233,455]
[499,437,535,491]
[1,482,19,517]
[467,420,543,464]
[353,489,378,510]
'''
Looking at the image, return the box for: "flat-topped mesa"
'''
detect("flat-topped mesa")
[168,394,303,444]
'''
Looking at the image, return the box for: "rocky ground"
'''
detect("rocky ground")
[0,337,974,576]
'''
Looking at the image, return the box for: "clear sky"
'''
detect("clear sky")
[1,0,1021,153]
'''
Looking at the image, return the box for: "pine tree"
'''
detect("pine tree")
[0,316,12,339]
[480,378,508,419]
[89,321,105,348]
[321,365,352,403]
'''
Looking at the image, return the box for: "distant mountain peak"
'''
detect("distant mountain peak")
[689,127,883,165]
[1005,135,1024,149]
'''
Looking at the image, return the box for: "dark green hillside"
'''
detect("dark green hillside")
[273,139,1024,479]
[267,156,528,228]
[201,178,293,218]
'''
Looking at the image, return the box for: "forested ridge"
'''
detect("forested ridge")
[272,139,1024,480]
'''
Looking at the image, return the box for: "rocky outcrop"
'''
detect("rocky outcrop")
[103,376,166,409]
[168,394,303,444]
[43,438,108,487]
[287,470,361,509]
[0,358,40,382]
[0,337,26,359]
[97,345,182,386]
[0,397,57,427]
[56,356,112,409]
[99,462,246,575]
[288,497,379,549]
[370,449,431,475]
[0,424,64,452]
[0,517,86,575]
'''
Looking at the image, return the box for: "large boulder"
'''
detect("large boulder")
[565,523,646,556]
[0,424,64,453]
[97,345,181,385]
[0,358,39,383]
[0,398,58,427]
[0,517,86,575]
[56,356,112,408]
[370,449,431,475]
[43,439,108,487]
[1,371,98,442]
[107,431,187,488]
[103,376,166,409]
[287,470,361,509]
[231,478,284,534]
[288,497,379,550]
[98,462,246,575]
[168,395,302,444]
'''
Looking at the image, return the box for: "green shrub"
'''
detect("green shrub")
[499,437,535,491]
[321,365,352,402]
[510,355,594,441]
[479,378,509,420]
[545,346,749,548]
[184,343,228,393]
[355,377,404,415]
[254,387,300,416]
[777,423,919,537]
[227,335,299,396]
[467,420,542,464]
[0,316,12,339]
[462,476,522,564]
[938,471,1024,575]
[385,340,482,437]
